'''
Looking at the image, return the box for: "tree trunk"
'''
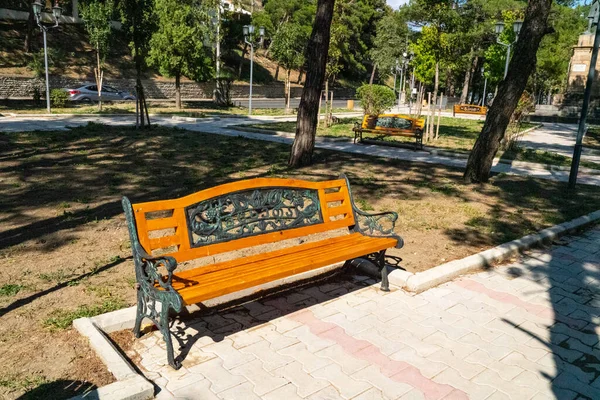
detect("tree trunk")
[428,62,439,140]
[297,67,304,84]
[369,64,377,85]
[175,73,182,110]
[238,43,248,79]
[275,64,280,80]
[460,49,475,104]
[24,1,35,53]
[285,69,291,113]
[464,0,553,183]
[289,0,335,167]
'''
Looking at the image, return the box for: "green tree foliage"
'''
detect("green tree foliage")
[356,84,396,115]
[118,0,156,126]
[370,11,410,82]
[148,0,216,109]
[80,0,113,63]
[80,0,114,110]
[271,23,308,111]
[535,3,587,101]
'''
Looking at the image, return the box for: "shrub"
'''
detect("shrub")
[50,89,68,108]
[32,87,42,103]
[356,84,396,116]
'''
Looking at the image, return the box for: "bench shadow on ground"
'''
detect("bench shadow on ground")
[162,261,390,371]
[15,380,97,400]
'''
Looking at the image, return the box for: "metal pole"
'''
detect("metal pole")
[43,28,51,113]
[249,43,254,116]
[398,67,403,109]
[216,7,220,79]
[569,16,600,188]
[482,77,487,106]
[504,44,511,79]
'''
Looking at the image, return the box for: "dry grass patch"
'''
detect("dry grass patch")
[1,123,600,398]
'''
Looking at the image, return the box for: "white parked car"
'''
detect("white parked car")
[64,84,136,102]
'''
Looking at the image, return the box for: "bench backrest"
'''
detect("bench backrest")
[125,177,357,263]
[453,104,487,116]
[361,114,425,132]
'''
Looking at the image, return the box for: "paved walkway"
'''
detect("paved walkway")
[130,226,600,400]
[2,115,600,186]
[519,123,600,164]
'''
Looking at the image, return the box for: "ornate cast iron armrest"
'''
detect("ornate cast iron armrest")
[132,242,181,302]
[351,208,404,249]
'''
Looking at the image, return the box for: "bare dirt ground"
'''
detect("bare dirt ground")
[1,124,600,398]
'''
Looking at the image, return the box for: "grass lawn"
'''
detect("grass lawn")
[0,102,354,117]
[499,147,600,170]
[246,117,537,152]
[585,127,600,150]
[2,123,600,398]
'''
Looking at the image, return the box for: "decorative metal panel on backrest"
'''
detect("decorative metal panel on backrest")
[185,187,324,248]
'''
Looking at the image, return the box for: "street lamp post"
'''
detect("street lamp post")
[243,25,265,116]
[569,0,600,189]
[32,0,62,114]
[494,20,523,79]
[481,67,488,106]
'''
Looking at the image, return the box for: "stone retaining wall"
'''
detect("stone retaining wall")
[0,76,356,100]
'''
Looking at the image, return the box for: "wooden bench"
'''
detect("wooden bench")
[453,104,487,116]
[353,114,425,150]
[122,175,403,369]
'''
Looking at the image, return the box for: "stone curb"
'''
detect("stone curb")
[389,209,600,293]
[71,318,154,400]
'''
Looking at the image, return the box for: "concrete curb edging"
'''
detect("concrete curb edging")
[389,209,600,293]
[71,318,154,400]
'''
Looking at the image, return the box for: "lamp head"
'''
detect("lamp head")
[494,21,505,35]
[32,0,43,17]
[513,20,523,35]
[259,26,265,37]
[243,25,249,37]
[248,25,255,35]
[52,3,63,20]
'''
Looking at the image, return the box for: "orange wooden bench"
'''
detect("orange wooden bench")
[122,174,403,369]
[353,114,425,150]
[453,104,487,116]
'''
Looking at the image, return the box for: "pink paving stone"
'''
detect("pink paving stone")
[454,279,586,329]
[289,309,466,400]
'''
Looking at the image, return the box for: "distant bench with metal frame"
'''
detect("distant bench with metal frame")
[453,104,487,117]
[122,175,403,369]
[353,114,425,150]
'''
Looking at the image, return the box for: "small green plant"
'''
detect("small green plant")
[356,198,374,211]
[32,87,42,104]
[43,298,126,331]
[27,50,46,78]
[50,89,68,108]
[356,84,397,116]
[0,284,24,297]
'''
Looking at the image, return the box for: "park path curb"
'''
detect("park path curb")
[389,209,600,293]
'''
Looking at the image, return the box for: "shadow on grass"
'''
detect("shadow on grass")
[0,256,129,318]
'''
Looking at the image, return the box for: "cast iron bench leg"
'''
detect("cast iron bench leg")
[377,249,390,292]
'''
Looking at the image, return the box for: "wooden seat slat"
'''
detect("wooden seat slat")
[171,233,365,285]
[170,234,382,291]
[148,234,180,251]
[177,236,396,304]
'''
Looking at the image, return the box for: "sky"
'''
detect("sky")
[386,0,409,9]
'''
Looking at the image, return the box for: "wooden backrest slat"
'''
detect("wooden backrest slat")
[146,217,179,231]
[132,177,357,262]
[148,235,181,251]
